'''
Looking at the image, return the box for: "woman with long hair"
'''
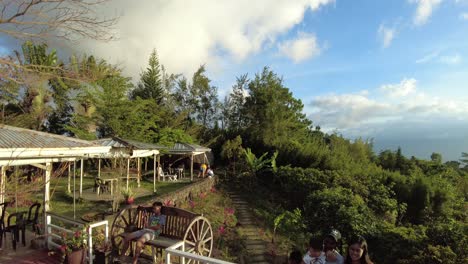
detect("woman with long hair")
[344,235,373,264]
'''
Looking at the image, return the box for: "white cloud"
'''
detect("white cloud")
[378,24,396,48]
[71,0,334,79]
[416,51,462,64]
[409,0,443,26]
[380,78,417,98]
[416,51,440,63]
[278,32,321,63]
[439,54,462,64]
[308,78,468,131]
[460,13,468,20]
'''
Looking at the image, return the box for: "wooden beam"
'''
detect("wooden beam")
[30,163,47,170]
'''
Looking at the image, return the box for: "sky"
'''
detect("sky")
[2,0,468,161]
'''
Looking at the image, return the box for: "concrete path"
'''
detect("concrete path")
[227,191,270,264]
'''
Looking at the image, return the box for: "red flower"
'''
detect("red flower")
[218,225,226,235]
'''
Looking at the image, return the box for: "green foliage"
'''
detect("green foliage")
[131,49,164,103]
[273,208,306,244]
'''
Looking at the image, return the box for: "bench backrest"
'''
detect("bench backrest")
[136,206,200,239]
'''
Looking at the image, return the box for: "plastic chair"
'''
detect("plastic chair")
[26,202,41,235]
[5,211,26,250]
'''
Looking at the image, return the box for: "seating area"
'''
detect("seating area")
[0,202,42,251]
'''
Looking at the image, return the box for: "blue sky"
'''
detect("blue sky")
[1,0,467,161]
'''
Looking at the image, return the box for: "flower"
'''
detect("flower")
[189,200,195,209]
[62,227,88,253]
[199,192,207,199]
[92,229,111,252]
[163,199,173,206]
[217,225,226,236]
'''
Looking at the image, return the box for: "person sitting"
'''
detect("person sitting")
[206,166,214,178]
[121,201,166,264]
[324,229,344,264]
[303,237,326,264]
[344,235,373,264]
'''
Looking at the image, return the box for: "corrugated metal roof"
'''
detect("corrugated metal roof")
[0,125,99,148]
[94,137,165,150]
[168,142,211,153]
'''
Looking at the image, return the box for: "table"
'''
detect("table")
[175,168,184,179]
[102,178,118,195]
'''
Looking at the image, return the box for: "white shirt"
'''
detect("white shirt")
[303,252,326,264]
[325,251,344,264]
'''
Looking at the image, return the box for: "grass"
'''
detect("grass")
[3,173,191,219]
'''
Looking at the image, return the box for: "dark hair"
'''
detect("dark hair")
[344,235,373,264]
[289,250,302,263]
[152,201,163,207]
[309,237,323,251]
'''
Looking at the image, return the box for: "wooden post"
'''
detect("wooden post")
[153,154,157,193]
[80,159,84,197]
[67,163,71,193]
[190,154,194,182]
[126,158,130,190]
[98,159,101,178]
[0,166,6,211]
[137,157,141,188]
[44,162,52,231]
[73,161,76,219]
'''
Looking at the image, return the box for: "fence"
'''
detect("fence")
[45,212,109,264]
[164,241,236,264]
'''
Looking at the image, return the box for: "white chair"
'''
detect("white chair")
[158,167,177,181]
[166,171,178,181]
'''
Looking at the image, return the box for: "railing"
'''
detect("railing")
[87,220,109,264]
[45,212,109,264]
[164,241,236,264]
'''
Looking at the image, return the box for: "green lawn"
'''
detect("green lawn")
[5,174,191,219]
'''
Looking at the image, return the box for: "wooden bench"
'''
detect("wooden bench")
[110,205,214,262]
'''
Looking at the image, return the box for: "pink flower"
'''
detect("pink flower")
[210,187,216,193]
[59,245,66,252]
[224,208,234,216]
[189,200,195,208]
[199,192,207,199]
[163,200,173,206]
[218,225,226,235]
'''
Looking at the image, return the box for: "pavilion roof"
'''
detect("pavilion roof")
[93,137,165,158]
[0,125,111,166]
[166,142,211,155]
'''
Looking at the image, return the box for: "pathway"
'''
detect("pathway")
[226,191,271,264]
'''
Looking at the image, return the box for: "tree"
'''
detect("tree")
[0,0,118,83]
[431,152,442,164]
[130,49,164,103]
[223,74,248,132]
[221,135,244,175]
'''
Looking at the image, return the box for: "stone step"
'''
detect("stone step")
[249,254,268,262]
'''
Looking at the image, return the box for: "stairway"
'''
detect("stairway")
[227,191,270,264]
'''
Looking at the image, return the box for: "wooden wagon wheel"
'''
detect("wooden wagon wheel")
[110,205,139,255]
[183,216,213,262]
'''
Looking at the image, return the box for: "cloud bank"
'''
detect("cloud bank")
[308,78,468,131]
[73,0,334,79]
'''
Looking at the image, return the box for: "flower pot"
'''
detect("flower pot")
[126,197,134,205]
[94,250,111,264]
[67,248,86,264]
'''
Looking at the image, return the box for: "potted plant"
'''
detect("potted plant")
[122,187,134,205]
[61,227,88,264]
[93,229,112,264]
